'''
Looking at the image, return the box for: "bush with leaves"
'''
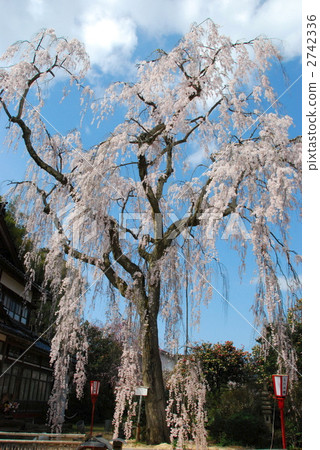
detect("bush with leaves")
[191,341,252,391]
[205,383,270,446]
[191,341,272,446]
[210,410,269,447]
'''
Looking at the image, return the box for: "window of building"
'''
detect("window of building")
[0,363,52,403]
[0,288,29,325]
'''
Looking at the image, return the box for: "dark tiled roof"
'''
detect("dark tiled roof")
[0,253,46,296]
[0,320,51,353]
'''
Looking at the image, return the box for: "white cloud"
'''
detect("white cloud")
[81,10,137,73]
[277,274,302,293]
[252,0,302,59]
[250,274,302,294]
[0,0,302,75]
[27,0,45,19]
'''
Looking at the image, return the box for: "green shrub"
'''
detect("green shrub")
[209,410,270,447]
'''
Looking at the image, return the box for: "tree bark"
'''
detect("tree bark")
[140,286,169,444]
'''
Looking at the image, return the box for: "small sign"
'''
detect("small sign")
[135,387,148,396]
[281,375,289,396]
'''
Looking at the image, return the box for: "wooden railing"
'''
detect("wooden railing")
[0,431,86,449]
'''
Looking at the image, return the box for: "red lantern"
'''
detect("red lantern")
[90,381,101,437]
[272,375,289,449]
[90,380,100,399]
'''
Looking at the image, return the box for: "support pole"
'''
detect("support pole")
[136,395,143,442]
[90,399,96,438]
[278,397,286,449]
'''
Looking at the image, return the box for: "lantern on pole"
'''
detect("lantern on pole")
[272,374,289,449]
[90,381,101,438]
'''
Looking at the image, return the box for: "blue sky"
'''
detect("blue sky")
[0,0,302,352]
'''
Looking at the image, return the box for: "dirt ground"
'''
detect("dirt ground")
[122,442,246,450]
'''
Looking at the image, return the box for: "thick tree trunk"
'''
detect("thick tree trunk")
[140,292,169,444]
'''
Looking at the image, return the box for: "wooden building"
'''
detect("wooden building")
[0,202,52,421]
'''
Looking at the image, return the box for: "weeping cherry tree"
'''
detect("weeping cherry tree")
[0,22,301,443]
